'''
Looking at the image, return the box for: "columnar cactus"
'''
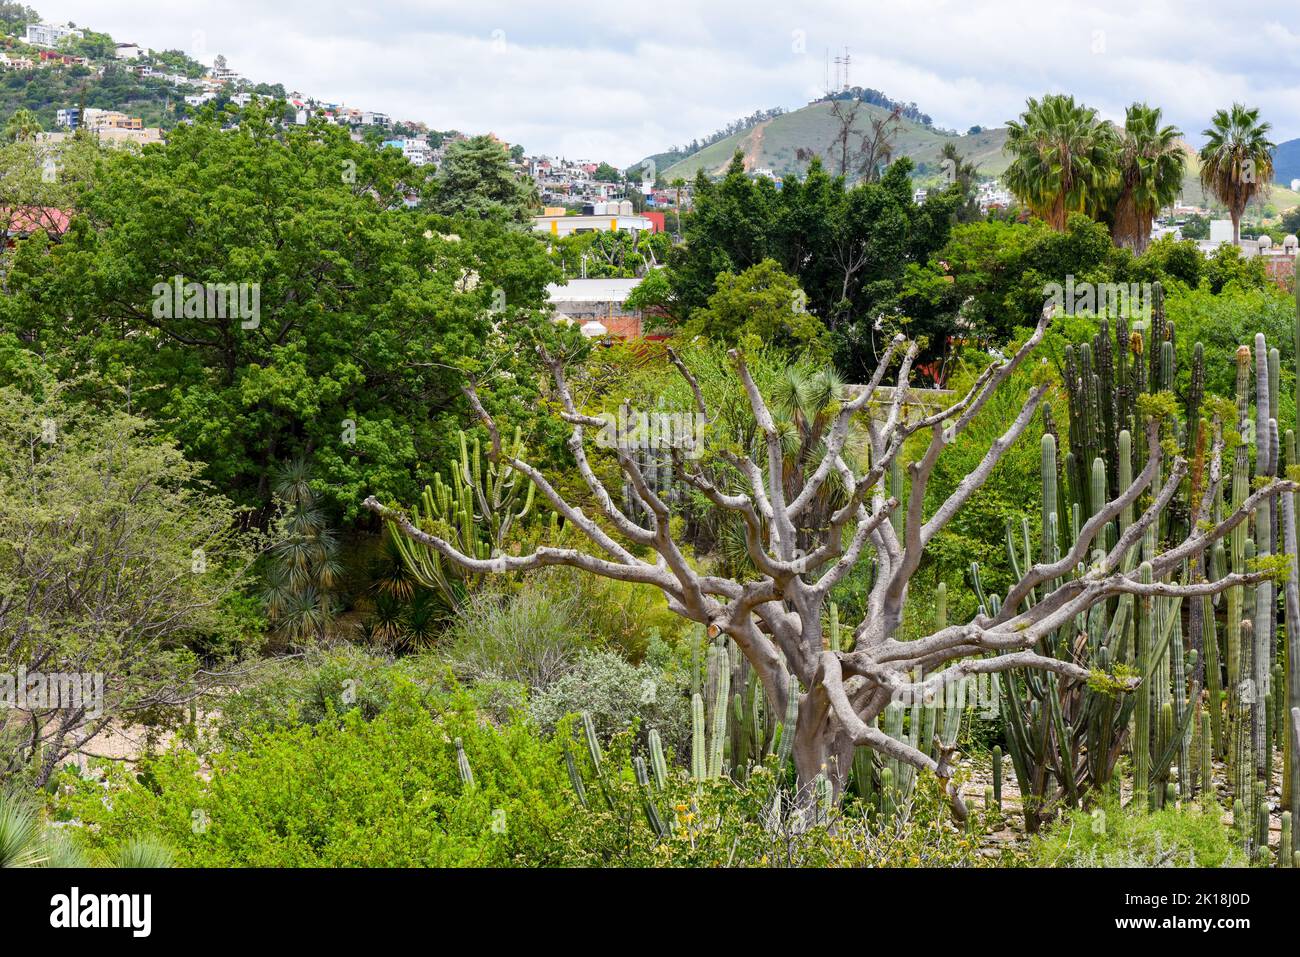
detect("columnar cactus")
[1134,562,1154,810]
[455,737,474,790]
[388,427,536,610]
[690,693,706,782]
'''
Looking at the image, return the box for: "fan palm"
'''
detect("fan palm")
[1110,103,1185,252]
[1198,103,1275,246]
[1004,94,1117,230]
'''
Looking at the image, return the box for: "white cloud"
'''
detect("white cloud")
[36,0,1300,165]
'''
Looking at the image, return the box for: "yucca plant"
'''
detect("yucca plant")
[261,457,342,644]
[113,838,175,869]
[0,791,44,868]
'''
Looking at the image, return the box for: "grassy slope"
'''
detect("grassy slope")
[654,100,1010,182]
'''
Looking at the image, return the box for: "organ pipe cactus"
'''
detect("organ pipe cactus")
[633,756,669,839]
[1134,562,1153,810]
[647,729,668,790]
[386,427,537,610]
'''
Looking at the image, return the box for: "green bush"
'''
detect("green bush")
[1028,794,1246,867]
[213,645,455,748]
[59,684,577,867]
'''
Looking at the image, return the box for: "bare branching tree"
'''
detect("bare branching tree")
[365,306,1295,818]
[856,105,902,183]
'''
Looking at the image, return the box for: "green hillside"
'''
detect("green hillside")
[646,99,1010,183]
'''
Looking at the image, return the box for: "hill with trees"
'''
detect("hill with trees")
[634,95,1010,184]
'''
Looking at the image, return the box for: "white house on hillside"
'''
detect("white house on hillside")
[24,22,83,47]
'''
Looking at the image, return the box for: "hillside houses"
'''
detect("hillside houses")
[382,137,437,167]
[56,107,143,131]
[23,22,82,48]
[530,156,625,208]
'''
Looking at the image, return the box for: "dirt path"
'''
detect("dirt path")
[712,119,771,176]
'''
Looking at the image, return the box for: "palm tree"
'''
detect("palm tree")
[1198,103,1275,246]
[1004,94,1117,230]
[938,142,981,222]
[3,108,42,143]
[1110,103,1185,252]
[670,176,686,237]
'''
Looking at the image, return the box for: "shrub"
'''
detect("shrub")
[537,566,688,662]
[213,645,455,748]
[438,585,586,690]
[529,650,691,761]
[58,684,578,867]
[552,744,995,868]
[1028,794,1247,867]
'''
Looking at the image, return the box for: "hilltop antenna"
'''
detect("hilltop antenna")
[832,47,852,93]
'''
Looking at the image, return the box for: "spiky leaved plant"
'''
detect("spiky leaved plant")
[261,457,342,645]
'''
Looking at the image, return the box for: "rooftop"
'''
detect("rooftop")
[546,277,643,304]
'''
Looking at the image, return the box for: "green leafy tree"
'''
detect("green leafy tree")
[1198,103,1275,246]
[0,131,99,249]
[668,153,954,376]
[3,107,41,143]
[1180,212,1210,240]
[429,134,537,223]
[0,383,258,787]
[682,258,828,357]
[0,110,559,525]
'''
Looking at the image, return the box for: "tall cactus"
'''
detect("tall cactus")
[388,427,537,609]
[1134,562,1154,811]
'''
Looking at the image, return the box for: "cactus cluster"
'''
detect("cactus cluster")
[388,427,542,609]
[688,625,788,785]
[995,286,1300,862]
[998,283,1300,858]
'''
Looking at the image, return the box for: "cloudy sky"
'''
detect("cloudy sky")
[38,0,1300,165]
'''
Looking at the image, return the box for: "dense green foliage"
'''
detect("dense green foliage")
[666,152,958,377]
[1030,794,1246,867]
[1,111,558,524]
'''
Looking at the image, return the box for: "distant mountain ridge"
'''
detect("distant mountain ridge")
[1273,137,1300,186]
